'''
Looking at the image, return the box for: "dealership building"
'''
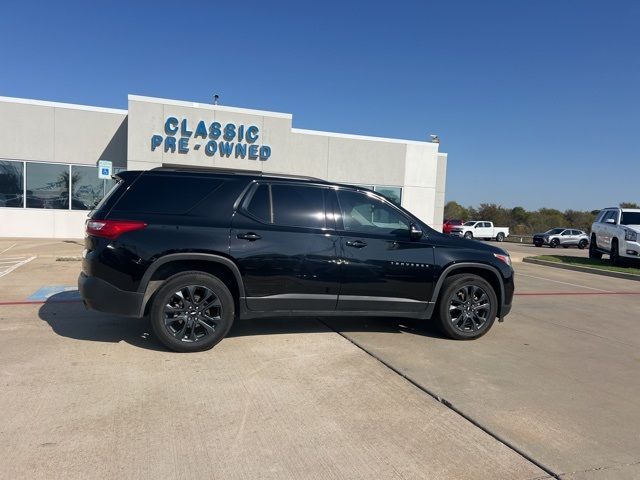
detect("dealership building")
[0,94,447,238]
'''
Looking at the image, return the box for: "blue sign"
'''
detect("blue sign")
[98,160,112,179]
[151,117,272,160]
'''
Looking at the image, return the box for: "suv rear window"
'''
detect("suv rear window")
[113,174,222,215]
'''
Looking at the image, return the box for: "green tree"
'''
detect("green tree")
[444,201,469,221]
[620,202,640,208]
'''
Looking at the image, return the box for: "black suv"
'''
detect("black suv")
[79,168,514,352]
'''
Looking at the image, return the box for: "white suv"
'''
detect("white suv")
[589,207,640,264]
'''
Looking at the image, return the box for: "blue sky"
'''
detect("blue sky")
[1,0,638,210]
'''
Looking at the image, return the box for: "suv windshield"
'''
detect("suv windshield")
[546,228,564,234]
[620,211,640,225]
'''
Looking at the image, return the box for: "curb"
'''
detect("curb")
[523,257,640,282]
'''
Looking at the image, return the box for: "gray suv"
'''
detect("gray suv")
[533,228,589,249]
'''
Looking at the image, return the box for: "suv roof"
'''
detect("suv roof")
[151,166,329,184]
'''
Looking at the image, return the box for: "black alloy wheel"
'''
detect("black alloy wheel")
[150,272,235,352]
[578,239,588,250]
[437,274,497,340]
[550,239,559,248]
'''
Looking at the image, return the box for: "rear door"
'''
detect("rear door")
[475,222,491,238]
[230,182,340,312]
[333,188,435,314]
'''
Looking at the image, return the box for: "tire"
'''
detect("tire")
[437,274,498,340]
[496,232,505,242]
[578,240,588,250]
[533,240,543,247]
[610,239,620,266]
[589,236,602,259]
[464,231,473,240]
[550,238,559,248]
[150,271,235,352]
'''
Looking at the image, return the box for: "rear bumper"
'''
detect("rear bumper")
[78,272,144,318]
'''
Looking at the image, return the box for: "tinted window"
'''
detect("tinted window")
[26,162,69,209]
[114,174,221,215]
[602,210,617,223]
[0,160,24,208]
[271,184,325,229]
[621,211,640,225]
[71,166,103,210]
[245,184,271,223]
[337,189,409,235]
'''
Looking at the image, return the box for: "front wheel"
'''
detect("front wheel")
[496,232,505,242]
[150,271,235,352]
[437,274,498,340]
[610,239,620,265]
[550,239,559,248]
[464,232,473,240]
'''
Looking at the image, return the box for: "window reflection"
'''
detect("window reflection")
[71,166,103,210]
[0,160,24,208]
[26,163,69,209]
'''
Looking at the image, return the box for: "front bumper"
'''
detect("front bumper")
[621,239,640,258]
[78,272,144,318]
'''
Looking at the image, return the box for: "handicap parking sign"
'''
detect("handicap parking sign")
[98,160,113,179]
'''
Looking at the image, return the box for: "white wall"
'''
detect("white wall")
[1,209,88,238]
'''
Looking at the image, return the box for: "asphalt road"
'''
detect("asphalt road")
[0,239,638,479]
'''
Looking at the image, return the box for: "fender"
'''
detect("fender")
[137,253,246,316]
[424,262,505,319]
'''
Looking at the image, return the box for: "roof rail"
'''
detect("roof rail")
[151,166,326,183]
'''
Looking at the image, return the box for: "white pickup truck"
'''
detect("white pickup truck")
[449,221,509,242]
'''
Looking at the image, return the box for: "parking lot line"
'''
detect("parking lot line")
[0,256,36,278]
[0,243,16,255]
[516,272,613,292]
[516,291,640,296]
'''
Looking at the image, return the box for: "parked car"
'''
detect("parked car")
[533,228,589,249]
[442,218,463,234]
[450,221,509,242]
[589,207,640,264]
[79,168,514,352]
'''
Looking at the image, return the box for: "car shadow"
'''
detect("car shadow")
[39,291,448,352]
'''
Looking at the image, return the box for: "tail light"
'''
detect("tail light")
[86,219,147,239]
[494,253,512,267]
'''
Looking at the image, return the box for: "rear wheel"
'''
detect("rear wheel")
[150,271,235,352]
[496,232,505,242]
[589,236,602,259]
[437,274,498,340]
[578,239,588,250]
[550,238,559,248]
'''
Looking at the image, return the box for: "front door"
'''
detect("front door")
[230,182,340,312]
[332,189,435,314]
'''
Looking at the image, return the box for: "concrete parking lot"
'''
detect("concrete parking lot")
[0,239,638,479]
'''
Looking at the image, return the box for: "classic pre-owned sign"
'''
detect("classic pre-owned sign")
[151,117,272,160]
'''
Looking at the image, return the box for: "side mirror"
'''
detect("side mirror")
[410,224,423,241]
[605,218,616,224]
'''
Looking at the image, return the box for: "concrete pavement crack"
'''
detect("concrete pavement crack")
[316,318,562,480]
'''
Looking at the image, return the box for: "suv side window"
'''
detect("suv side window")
[271,184,326,229]
[602,210,617,224]
[337,189,410,235]
[245,184,271,223]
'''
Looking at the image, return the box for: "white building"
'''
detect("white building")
[0,95,447,238]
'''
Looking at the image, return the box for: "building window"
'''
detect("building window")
[0,160,24,208]
[26,162,70,209]
[71,165,103,210]
[374,186,402,206]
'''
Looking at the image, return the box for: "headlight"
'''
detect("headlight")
[625,230,637,242]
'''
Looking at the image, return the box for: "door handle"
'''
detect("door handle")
[237,232,261,241]
[345,239,367,248]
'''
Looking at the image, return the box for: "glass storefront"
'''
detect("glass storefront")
[0,160,120,210]
[0,160,24,208]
